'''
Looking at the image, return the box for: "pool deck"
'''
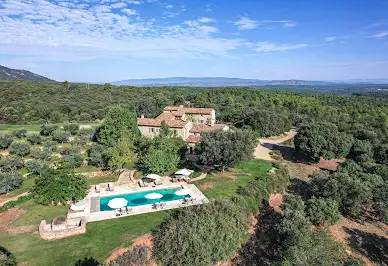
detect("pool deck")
[68,180,209,222]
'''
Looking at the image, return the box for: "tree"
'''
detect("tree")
[8,141,30,157]
[294,122,354,162]
[0,134,14,149]
[31,167,88,205]
[62,153,84,169]
[26,159,47,174]
[40,124,58,136]
[12,129,27,139]
[51,129,69,143]
[106,137,136,170]
[63,123,80,135]
[198,129,256,171]
[0,156,24,172]
[153,201,248,266]
[87,143,108,168]
[27,134,42,145]
[305,197,340,226]
[375,144,388,165]
[0,172,22,194]
[30,147,52,161]
[0,246,17,266]
[103,83,113,90]
[348,139,374,163]
[95,106,139,147]
[235,108,291,137]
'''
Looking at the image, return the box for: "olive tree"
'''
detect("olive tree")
[27,134,42,145]
[8,141,30,157]
[0,134,14,149]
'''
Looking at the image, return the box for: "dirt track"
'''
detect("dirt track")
[254,130,296,161]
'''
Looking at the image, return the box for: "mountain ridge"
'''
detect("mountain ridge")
[0,65,53,81]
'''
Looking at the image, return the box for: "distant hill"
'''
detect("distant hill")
[112,77,333,87]
[0,65,53,81]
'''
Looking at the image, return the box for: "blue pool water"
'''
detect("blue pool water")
[100,188,190,211]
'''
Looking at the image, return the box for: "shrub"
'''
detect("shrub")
[107,246,151,266]
[8,141,30,157]
[0,135,14,149]
[62,153,84,169]
[0,172,22,194]
[0,195,32,212]
[0,156,24,171]
[26,159,47,174]
[31,167,88,205]
[43,140,58,152]
[87,143,107,168]
[0,246,17,266]
[51,129,69,143]
[27,134,42,145]
[305,197,340,226]
[348,139,374,163]
[59,146,80,156]
[375,144,388,165]
[30,147,52,161]
[12,129,27,139]
[40,124,58,136]
[153,201,248,266]
[63,123,80,135]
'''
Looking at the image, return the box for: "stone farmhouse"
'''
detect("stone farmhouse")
[137,105,229,151]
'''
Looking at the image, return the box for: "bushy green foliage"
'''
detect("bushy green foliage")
[305,197,340,226]
[40,124,58,136]
[51,129,69,143]
[8,141,30,157]
[31,167,88,205]
[94,106,138,147]
[198,129,256,171]
[26,134,42,145]
[348,139,374,163]
[43,140,58,152]
[236,108,292,137]
[30,147,52,161]
[105,137,136,170]
[0,156,24,171]
[153,201,248,266]
[294,122,354,162]
[59,146,80,156]
[63,123,80,135]
[62,153,84,169]
[106,246,151,266]
[0,246,17,266]
[0,134,14,149]
[26,159,47,174]
[12,129,27,139]
[375,144,388,165]
[87,143,108,168]
[0,172,22,194]
[0,195,33,212]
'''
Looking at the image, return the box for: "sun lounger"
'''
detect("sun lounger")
[154,179,163,185]
[138,180,145,187]
[108,183,114,191]
[95,185,100,193]
[126,207,133,214]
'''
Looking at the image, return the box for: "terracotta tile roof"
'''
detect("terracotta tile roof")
[186,135,201,143]
[189,124,227,133]
[164,106,181,111]
[172,107,214,116]
[137,112,188,128]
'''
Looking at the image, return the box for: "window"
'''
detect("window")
[199,120,204,124]
[149,128,154,133]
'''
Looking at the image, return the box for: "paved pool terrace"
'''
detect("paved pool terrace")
[68,183,209,222]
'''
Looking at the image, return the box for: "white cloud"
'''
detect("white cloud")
[323,35,349,42]
[233,17,297,30]
[122,8,137,15]
[165,4,173,9]
[127,0,143,4]
[254,42,307,52]
[234,17,258,30]
[198,17,216,23]
[372,31,388,38]
[0,0,242,61]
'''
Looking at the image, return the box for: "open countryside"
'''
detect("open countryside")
[1,0,388,266]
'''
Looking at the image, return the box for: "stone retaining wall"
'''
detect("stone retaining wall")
[39,217,86,240]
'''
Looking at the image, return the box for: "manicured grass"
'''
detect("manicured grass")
[87,174,118,186]
[11,199,68,227]
[194,159,272,200]
[0,124,40,133]
[75,165,100,173]
[1,211,168,266]
[8,178,34,197]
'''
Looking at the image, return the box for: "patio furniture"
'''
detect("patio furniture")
[120,207,126,215]
[138,180,145,187]
[161,202,167,209]
[95,185,100,193]
[108,183,114,191]
[126,207,133,214]
[154,179,163,185]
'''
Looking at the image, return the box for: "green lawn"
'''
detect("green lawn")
[1,211,167,266]
[0,124,41,133]
[8,178,34,197]
[87,174,118,186]
[194,159,272,200]
[75,165,101,173]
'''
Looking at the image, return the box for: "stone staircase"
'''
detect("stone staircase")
[116,170,137,187]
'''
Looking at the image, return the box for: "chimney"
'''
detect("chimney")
[140,114,145,118]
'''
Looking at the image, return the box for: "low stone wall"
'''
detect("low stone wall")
[39,217,86,240]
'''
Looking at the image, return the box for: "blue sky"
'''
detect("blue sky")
[1,0,388,82]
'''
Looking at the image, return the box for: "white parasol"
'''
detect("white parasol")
[107,198,128,209]
[145,192,163,199]
[175,189,191,196]
[175,169,194,177]
[146,174,162,180]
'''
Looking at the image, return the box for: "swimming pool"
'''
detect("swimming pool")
[100,187,191,211]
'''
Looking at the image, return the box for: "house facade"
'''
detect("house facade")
[137,105,229,149]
